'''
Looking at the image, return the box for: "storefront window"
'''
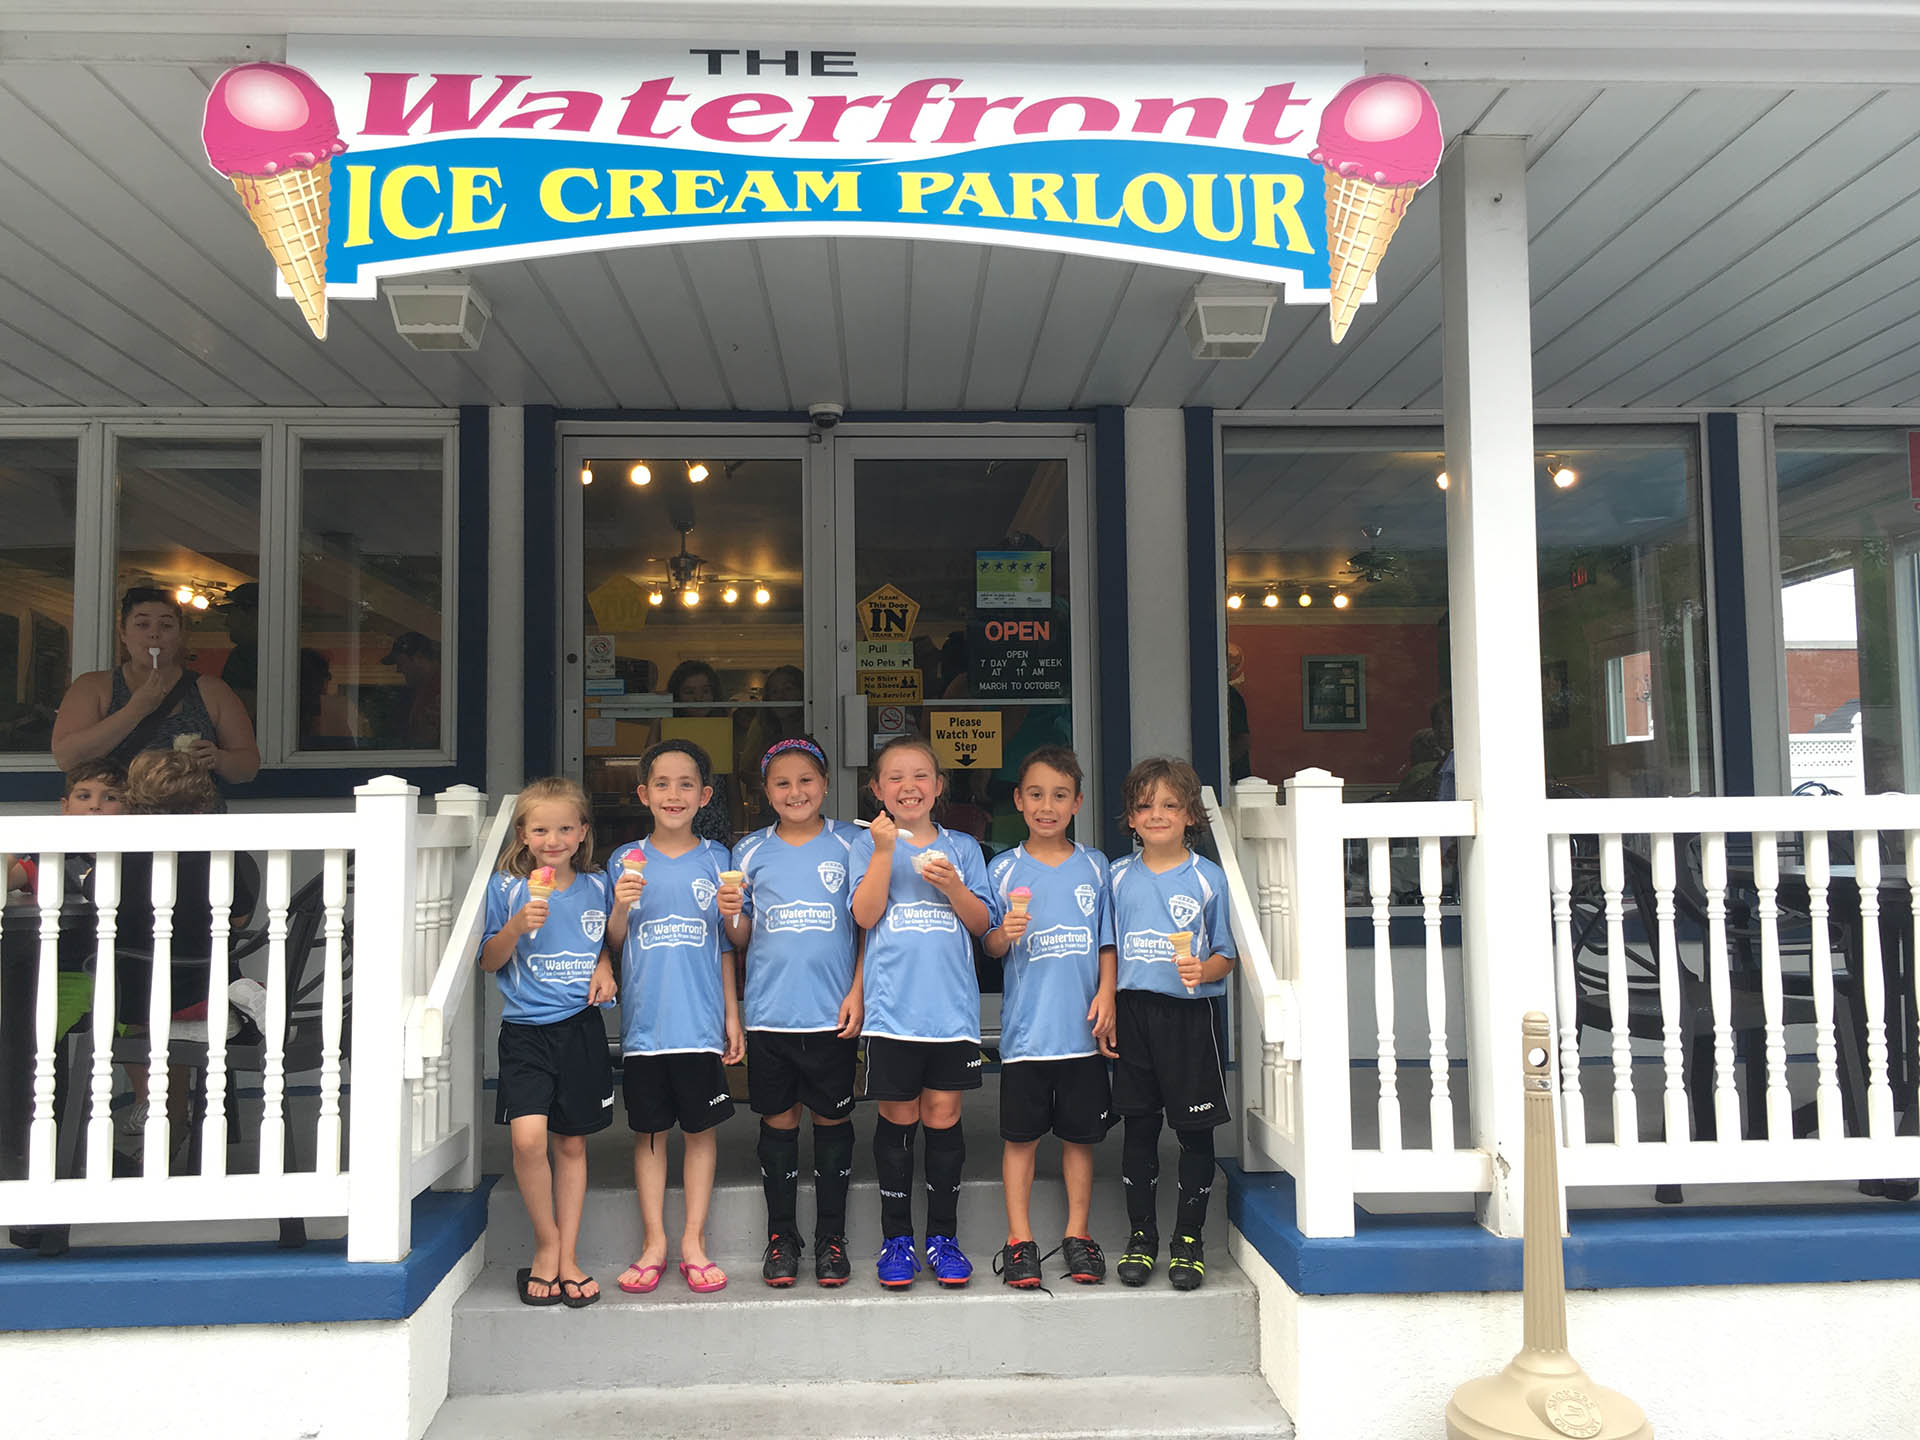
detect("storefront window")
[0,436,78,755]
[1774,426,1920,795]
[296,435,448,753]
[114,433,263,718]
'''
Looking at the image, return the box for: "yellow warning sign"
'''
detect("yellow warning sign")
[857,669,924,704]
[858,583,921,641]
[928,710,1003,771]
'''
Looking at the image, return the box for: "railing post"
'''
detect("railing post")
[434,785,489,1192]
[348,775,420,1261]
[1285,768,1356,1238]
[1227,777,1282,1174]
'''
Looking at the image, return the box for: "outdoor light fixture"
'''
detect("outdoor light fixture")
[1297,591,1314,607]
[1227,591,1245,611]
[648,587,664,606]
[1547,454,1577,489]
[386,282,491,351]
[1333,592,1351,609]
[1435,471,1450,490]
[1182,278,1279,359]
[1262,585,1281,609]
[629,463,651,486]
[687,462,710,484]
[753,583,772,606]
[580,464,594,486]
[722,585,739,605]
[681,587,701,608]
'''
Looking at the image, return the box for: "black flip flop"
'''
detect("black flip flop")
[517,1267,563,1307]
[559,1276,601,1309]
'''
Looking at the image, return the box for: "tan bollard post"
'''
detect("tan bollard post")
[1446,1013,1650,1440]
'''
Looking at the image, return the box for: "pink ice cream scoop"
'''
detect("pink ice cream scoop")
[1309,75,1443,188]
[1009,886,1033,915]
[202,62,345,177]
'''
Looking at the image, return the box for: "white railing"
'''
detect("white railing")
[1789,712,1865,794]
[0,778,508,1262]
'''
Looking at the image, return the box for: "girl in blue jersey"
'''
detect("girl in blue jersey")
[600,740,744,1296]
[478,777,617,1309]
[719,735,863,1288]
[1108,757,1238,1294]
[850,735,993,1289]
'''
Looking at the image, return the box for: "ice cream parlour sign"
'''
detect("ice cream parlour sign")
[203,38,1442,342]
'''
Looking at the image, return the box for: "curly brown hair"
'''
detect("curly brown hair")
[1121,755,1204,841]
[125,749,219,814]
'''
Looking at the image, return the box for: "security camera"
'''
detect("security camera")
[808,402,844,430]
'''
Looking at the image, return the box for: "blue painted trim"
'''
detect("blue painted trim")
[1225,1161,1920,1294]
[0,773,62,802]
[1706,412,1754,797]
[523,405,559,779]
[453,406,490,790]
[1186,407,1222,792]
[1094,405,1133,859]
[0,1181,492,1332]
[555,408,1096,425]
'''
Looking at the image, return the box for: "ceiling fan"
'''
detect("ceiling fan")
[1342,525,1401,584]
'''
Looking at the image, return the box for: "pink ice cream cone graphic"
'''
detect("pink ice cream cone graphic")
[1309,76,1443,344]
[203,63,347,339]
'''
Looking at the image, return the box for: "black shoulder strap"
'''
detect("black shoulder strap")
[118,672,197,760]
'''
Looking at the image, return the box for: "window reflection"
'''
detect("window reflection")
[0,437,78,754]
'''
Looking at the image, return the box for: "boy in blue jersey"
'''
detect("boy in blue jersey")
[600,741,745,1296]
[478,778,617,1308]
[1108,757,1237,1292]
[982,746,1117,1289]
[720,736,864,1288]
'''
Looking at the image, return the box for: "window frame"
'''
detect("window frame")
[0,422,96,773]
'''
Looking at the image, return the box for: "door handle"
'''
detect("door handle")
[842,694,869,768]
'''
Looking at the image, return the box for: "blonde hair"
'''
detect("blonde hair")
[498,777,598,878]
[125,749,219,815]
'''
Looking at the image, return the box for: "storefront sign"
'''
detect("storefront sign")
[976,550,1052,610]
[929,710,1003,770]
[969,615,1068,698]
[857,668,924,704]
[205,45,1440,340]
[857,582,920,640]
[855,639,913,670]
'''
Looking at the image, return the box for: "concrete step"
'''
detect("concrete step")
[448,1238,1261,1395]
[428,1376,1294,1439]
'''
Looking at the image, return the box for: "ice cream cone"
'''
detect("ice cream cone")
[527,866,555,931]
[1323,173,1416,343]
[1170,930,1196,992]
[1009,887,1032,917]
[719,870,744,886]
[231,160,332,339]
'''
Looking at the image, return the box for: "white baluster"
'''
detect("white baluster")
[28,855,66,1181]
[1421,836,1453,1151]
[85,854,119,1179]
[1703,834,1741,1141]
[410,849,432,1154]
[1600,835,1635,1144]
[1549,834,1584,1146]
[1856,832,1894,1138]
[259,853,291,1177]
[199,852,235,1175]
[1908,830,1920,1134]
[434,848,455,1142]
[1651,835,1688,1145]
[1754,833,1792,1141]
[316,850,347,1175]
[1805,832,1843,1139]
[1368,837,1399,1150]
[144,853,176,1177]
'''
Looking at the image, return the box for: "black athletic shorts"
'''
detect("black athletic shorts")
[623,1051,736,1134]
[862,1036,985,1101]
[746,1029,859,1120]
[1110,989,1231,1129]
[495,1007,615,1136]
[1000,1055,1112,1144]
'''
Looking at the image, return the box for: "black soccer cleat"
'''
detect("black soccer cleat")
[1117,1229,1157,1287]
[1061,1234,1106,1285]
[994,1239,1044,1289]
[762,1232,803,1288]
[1168,1233,1206,1291]
[815,1234,852,1288]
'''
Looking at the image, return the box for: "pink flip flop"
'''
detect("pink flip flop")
[617,1260,664,1294]
[679,1259,728,1293]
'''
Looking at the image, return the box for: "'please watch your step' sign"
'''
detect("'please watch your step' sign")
[201,38,1441,343]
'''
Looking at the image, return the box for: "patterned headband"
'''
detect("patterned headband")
[761,736,828,777]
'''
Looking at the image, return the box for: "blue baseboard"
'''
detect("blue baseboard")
[1224,1161,1920,1295]
[0,1180,494,1332]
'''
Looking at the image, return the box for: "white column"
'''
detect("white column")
[1124,407,1191,759]
[1441,135,1556,1238]
[486,405,526,797]
[1736,410,1789,794]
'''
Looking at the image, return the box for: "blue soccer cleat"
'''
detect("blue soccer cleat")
[877,1234,921,1289]
[924,1234,973,1287]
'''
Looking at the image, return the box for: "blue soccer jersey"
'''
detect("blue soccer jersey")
[732,821,860,1032]
[607,837,732,1055]
[1110,851,1237,1000]
[850,825,989,1044]
[478,869,614,1026]
[987,844,1115,1062]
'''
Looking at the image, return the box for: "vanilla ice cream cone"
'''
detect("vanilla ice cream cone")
[720,870,744,887]
[231,160,332,339]
[1170,930,1196,992]
[1323,174,1416,343]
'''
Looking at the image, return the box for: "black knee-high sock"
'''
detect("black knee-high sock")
[813,1119,855,1240]
[757,1120,801,1239]
[922,1121,965,1238]
[1122,1113,1163,1235]
[874,1117,917,1239]
[1175,1127,1216,1239]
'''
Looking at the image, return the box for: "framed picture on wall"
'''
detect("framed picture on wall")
[1302,655,1366,731]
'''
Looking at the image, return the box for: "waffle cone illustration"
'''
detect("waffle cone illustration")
[231,162,332,338]
[1324,176,1417,343]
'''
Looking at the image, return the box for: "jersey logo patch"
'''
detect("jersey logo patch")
[580,909,606,944]
[888,901,959,935]
[1123,930,1177,965]
[817,860,846,893]
[691,878,717,911]
[763,900,838,934]
[1025,923,1094,961]
[1074,884,1097,916]
[1168,894,1203,930]
[636,915,710,950]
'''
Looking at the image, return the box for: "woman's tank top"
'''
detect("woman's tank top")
[105,667,219,770]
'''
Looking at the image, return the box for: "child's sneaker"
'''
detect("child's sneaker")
[924,1234,973,1287]
[1168,1233,1206,1291]
[1117,1228,1157,1287]
[761,1232,803,1288]
[876,1234,921,1289]
[815,1235,851,1288]
[1061,1234,1106,1284]
[994,1239,1043,1289]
